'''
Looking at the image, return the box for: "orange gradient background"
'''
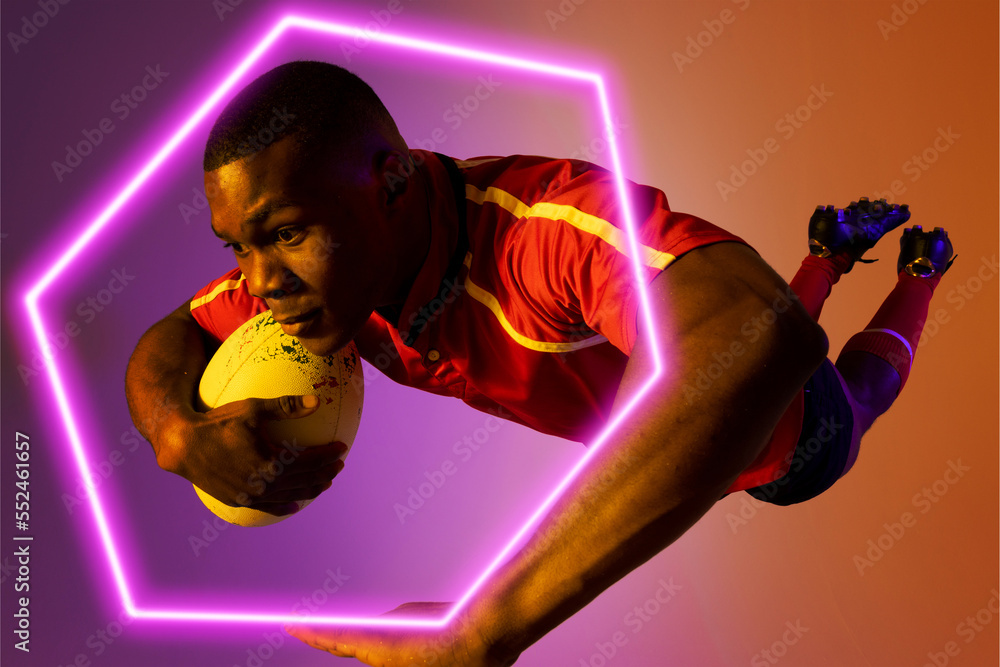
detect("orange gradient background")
[494,2,999,665]
[396,2,999,665]
[2,1,996,666]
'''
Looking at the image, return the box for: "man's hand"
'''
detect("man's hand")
[161,396,348,516]
[125,298,347,516]
[285,602,510,667]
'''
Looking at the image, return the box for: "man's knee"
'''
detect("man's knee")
[834,350,899,428]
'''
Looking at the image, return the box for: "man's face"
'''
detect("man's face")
[205,136,389,357]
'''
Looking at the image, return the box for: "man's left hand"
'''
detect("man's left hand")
[285,601,511,666]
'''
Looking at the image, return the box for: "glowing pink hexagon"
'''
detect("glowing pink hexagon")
[23,13,663,629]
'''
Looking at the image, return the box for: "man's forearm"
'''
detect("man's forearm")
[464,245,828,663]
[124,299,213,472]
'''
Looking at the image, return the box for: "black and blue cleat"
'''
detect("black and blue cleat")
[808,197,911,272]
[898,225,956,278]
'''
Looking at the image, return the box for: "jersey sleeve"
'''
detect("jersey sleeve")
[188,267,269,344]
[508,163,751,356]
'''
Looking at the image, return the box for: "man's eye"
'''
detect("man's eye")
[275,228,301,243]
[223,242,247,255]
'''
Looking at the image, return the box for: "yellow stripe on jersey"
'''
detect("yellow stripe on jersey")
[189,274,246,311]
[461,253,609,353]
[453,157,503,169]
[465,184,675,270]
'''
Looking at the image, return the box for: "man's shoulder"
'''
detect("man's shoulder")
[444,153,625,238]
[189,266,269,343]
[452,153,611,194]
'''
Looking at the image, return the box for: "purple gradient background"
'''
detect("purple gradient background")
[2,1,997,666]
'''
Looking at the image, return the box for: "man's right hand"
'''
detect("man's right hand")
[125,298,349,518]
[159,394,349,517]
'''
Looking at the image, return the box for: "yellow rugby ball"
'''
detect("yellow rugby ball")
[194,310,363,526]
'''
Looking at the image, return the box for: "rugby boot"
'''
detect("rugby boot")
[808,197,911,272]
[897,225,956,278]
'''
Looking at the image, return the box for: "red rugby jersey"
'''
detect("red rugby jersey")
[190,151,802,493]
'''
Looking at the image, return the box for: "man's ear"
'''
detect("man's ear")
[377,150,415,206]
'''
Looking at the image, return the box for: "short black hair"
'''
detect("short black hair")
[203,60,401,172]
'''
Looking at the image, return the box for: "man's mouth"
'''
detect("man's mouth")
[274,309,321,337]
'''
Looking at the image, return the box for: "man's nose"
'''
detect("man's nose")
[246,252,298,300]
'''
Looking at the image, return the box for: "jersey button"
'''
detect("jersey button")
[426,349,441,363]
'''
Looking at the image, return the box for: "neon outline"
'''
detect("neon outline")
[23,13,663,628]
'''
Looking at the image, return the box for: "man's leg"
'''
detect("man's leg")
[785,198,915,448]
[788,253,853,321]
[749,209,953,504]
[790,198,910,317]
[835,226,956,444]
[745,199,911,505]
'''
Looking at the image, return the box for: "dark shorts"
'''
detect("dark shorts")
[745,358,855,506]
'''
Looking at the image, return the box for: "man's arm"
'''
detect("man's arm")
[124,299,346,515]
[467,241,827,661]
[284,241,827,665]
[125,298,215,470]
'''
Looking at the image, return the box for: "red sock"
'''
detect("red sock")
[837,270,943,394]
[788,252,854,321]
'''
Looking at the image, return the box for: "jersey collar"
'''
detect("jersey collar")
[373,150,468,348]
